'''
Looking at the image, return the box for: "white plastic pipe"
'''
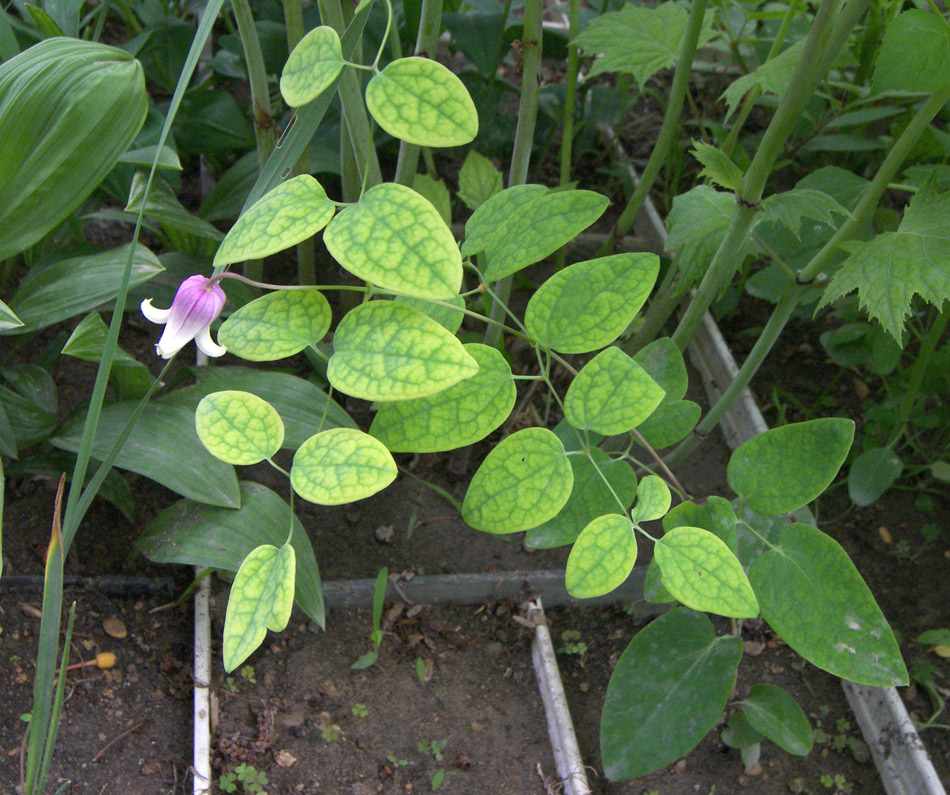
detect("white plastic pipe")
[193,567,212,795]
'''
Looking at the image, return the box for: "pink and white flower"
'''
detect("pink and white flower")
[141,275,227,359]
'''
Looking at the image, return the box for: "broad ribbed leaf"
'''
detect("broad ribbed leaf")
[525,253,659,353]
[462,427,573,534]
[0,299,22,331]
[291,428,397,505]
[213,176,336,266]
[328,301,478,401]
[369,343,515,452]
[195,390,284,465]
[566,514,637,598]
[280,26,343,106]
[750,523,907,686]
[365,57,478,147]
[217,288,331,361]
[325,182,462,299]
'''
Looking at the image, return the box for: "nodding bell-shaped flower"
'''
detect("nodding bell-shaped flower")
[141,275,227,359]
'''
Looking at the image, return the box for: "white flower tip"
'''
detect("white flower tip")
[141,298,171,324]
[195,326,227,358]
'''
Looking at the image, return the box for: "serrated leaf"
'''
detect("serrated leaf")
[223,543,295,671]
[365,56,478,147]
[728,419,854,515]
[817,180,950,340]
[328,301,478,401]
[750,523,908,686]
[565,347,665,435]
[655,526,759,618]
[280,26,344,107]
[457,150,502,211]
[195,390,284,465]
[666,186,756,292]
[525,253,659,353]
[758,188,851,239]
[601,609,742,780]
[740,684,813,756]
[213,176,336,267]
[369,343,515,452]
[217,288,331,361]
[566,514,637,599]
[462,427,573,534]
[635,400,701,449]
[527,449,637,549]
[633,337,687,404]
[325,182,462,299]
[872,10,950,94]
[631,474,671,523]
[721,39,805,117]
[691,140,744,193]
[291,427,397,505]
[572,2,716,86]
[848,447,903,507]
[137,481,323,626]
[412,173,451,226]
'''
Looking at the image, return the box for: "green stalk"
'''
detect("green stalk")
[393,0,444,186]
[317,0,382,188]
[554,0,581,268]
[665,83,950,467]
[483,0,541,349]
[596,0,708,257]
[893,302,949,440]
[670,0,844,351]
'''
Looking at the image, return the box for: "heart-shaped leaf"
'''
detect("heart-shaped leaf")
[631,474,671,523]
[280,26,344,107]
[218,288,331,361]
[566,514,637,598]
[195,390,284,465]
[291,427,397,505]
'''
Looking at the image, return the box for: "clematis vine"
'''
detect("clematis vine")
[141,274,227,359]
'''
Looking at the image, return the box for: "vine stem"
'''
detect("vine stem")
[554,0,581,269]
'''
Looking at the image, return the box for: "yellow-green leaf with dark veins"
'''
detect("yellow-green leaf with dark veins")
[369,343,515,452]
[566,514,637,599]
[564,347,665,435]
[324,182,462,300]
[462,427,573,534]
[365,57,478,147]
[525,253,659,353]
[727,418,854,515]
[280,26,344,107]
[290,427,397,505]
[223,543,295,671]
[631,474,671,523]
[462,184,546,258]
[655,526,759,618]
[195,390,284,465]
[394,295,465,334]
[328,301,478,401]
[218,289,331,361]
[213,176,336,267]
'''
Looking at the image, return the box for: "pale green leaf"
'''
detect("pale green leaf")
[213,176,336,267]
[457,150,502,211]
[572,2,716,86]
[393,294,465,334]
[195,390,284,465]
[655,526,759,618]
[462,427,573,534]
[631,474,670,523]
[527,448,637,549]
[750,523,908,686]
[564,347,665,435]
[721,39,805,117]
[872,10,950,94]
[117,144,181,171]
[328,300,478,401]
[137,481,323,626]
[280,26,344,107]
[601,609,742,779]
[727,419,854,515]
[61,312,152,399]
[566,514,637,599]
[461,184,546,258]
[848,447,903,507]
[365,57,478,147]
[369,343,515,452]
[758,188,851,239]
[291,427,397,505]
[412,172,452,226]
[217,289,331,361]
[740,684,813,756]
[817,180,950,340]
[223,543,296,671]
[525,253,659,353]
[691,140,743,193]
[325,182,462,299]
[666,186,755,292]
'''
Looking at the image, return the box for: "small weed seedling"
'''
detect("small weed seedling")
[386,754,409,767]
[819,772,853,794]
[219,763,269,794]
[557,629,588,655]
[351,702,368,717]
[352,568,388,670]
[431,768,445,790]
[239,665,257,684]
[417,738,447,761]
[321,725,341,743]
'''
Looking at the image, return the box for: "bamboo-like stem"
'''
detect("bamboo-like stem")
[483,0,542,349]
[317,0,382,189]
[232,0,276,165]
[393,0,444,186]
[596,0,709,258]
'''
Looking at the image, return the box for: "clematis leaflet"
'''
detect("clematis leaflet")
[141,274,227,359]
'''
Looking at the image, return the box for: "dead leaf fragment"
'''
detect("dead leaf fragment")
[934,645,950,659]
[878,526,892,545]
[103,616,127,639]
[276,749,297,768]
